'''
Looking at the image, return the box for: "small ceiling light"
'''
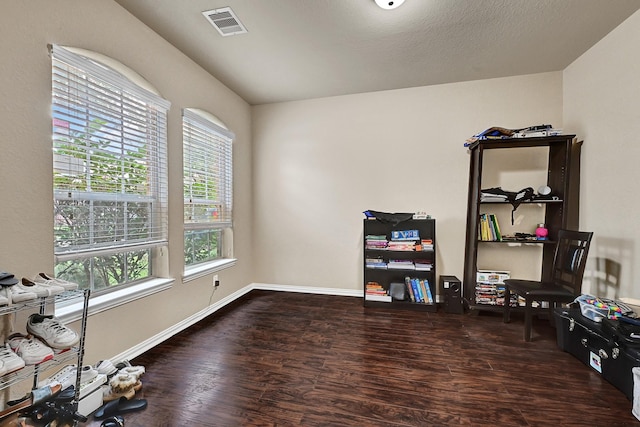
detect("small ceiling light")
[375,0,405,10]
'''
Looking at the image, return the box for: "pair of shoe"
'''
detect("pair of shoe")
[101,363,145,402]
[32,272,79,291]
[6,314,80,365]
[0,278,65,305]
[39,364,100,390]
[0,271,78,305]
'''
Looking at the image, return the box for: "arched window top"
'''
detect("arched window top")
[183,108,235,140]
[185,108,230,133]
[61,46,161,96]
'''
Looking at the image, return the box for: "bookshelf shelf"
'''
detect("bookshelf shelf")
[463,135,582,312]
[364,218,436,312]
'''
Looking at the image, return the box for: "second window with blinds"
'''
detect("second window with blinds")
[182,109,234,274]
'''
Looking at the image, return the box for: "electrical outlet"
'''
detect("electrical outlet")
[213,274,219,288]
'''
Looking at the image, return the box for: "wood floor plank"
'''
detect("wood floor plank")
[79,291,637,426]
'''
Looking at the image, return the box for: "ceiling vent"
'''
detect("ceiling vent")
[202,7,247,37]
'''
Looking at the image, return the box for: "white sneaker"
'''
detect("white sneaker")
[95,359,118,377]
[39,364,99,389]
[0,343,26,375]
[34,273,79,291]
[27,314,80,349]
[0,288,9,306]
[18,278,64,297]
[7,333,54,365]
[2,284,37,303]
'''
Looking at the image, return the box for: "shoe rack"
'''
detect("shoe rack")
[0,289,90,409]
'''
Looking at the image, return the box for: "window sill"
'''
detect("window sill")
[55,277,175,324]
[183,258,237,283]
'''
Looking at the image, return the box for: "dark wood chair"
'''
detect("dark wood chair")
[503,229,594,341]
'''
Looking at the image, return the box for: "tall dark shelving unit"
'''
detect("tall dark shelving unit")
[364,218,437,312]
[462,135,582,312]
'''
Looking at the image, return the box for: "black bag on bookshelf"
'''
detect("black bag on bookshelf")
[365,210,413,226]
[389,282,406,301]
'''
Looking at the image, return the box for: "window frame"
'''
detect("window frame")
[50,44,171,296]
[182,108,235,277]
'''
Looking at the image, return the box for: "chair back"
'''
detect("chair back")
[551,229,594,295]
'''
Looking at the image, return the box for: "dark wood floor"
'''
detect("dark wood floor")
[84,291,638,426]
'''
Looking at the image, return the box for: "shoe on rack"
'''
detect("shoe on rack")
[26,313,80,350]
[18,278,64,297]
[7,333,54,365]
[0,271,18,286]
[35,273,79,291]
[0,289,9,306]
[39,364,99,389]
[1,284,37,303]
[0,343,26,375]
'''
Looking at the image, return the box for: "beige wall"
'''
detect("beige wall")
[252,73,563,294]
[0,0,253,365]
[563,10,640,300]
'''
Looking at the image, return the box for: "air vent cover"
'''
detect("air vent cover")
[202,7,247,36]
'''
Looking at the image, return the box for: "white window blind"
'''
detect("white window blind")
[183,109,233,230]
[51,45,170,261]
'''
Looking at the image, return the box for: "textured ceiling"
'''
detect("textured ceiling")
[113,0,640,105]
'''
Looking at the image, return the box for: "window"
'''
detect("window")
[51,45,170,293]
[183,109,233,269]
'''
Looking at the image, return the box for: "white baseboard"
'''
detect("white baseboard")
[111,283,361,364]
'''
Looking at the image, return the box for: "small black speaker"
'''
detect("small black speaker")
[441,275,464,314]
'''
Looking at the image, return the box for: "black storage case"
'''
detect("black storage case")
[555,307,640,400]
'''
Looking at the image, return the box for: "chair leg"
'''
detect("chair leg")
[503,285,511,323]
[524,298,532,342]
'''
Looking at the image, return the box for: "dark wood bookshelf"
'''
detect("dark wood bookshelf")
[463,135,582,312]
[363,218,436,312]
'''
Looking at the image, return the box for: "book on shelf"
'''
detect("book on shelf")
[365,282,392,302]
[410,278,423,302]
[387,241,416,251]
[365,256,387,269]
[478,213,502,241]
[404,277,416,302]
[420,239,434,251]
[365,294,392,302]
[391,229,420,241]
[365,234,388,249]
[404,276,433,304]
[422,279,433,303]
[387,260,415,270]
[414,259,433,271]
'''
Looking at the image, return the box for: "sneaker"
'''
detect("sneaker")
[0,343,26,375]
[2,284,37,303]
[34,273,78,291]
[40,364,99,389]
[7,333,54,365]
[95,359,118,377]
[18,278,64,298]
[27,314,80,350]
[0,288,9,306]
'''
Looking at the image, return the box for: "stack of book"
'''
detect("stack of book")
[419,239,434,251]
[365,256,387,269]
[365,235,388,250]
[404,276,433,304]
[414,259,433,271]
[365,281,391,302]
[475,270,513,306]
[387,240,416,251]
[387,259,415,270]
